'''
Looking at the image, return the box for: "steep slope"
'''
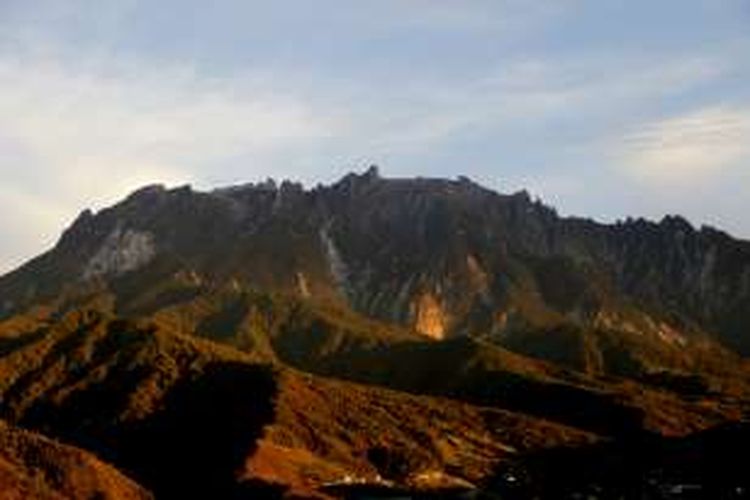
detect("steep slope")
[1,168,749,374]
[0,309,596,498]
[0,419,151,500]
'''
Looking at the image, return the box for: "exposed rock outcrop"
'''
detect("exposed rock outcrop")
[1,168,749,355]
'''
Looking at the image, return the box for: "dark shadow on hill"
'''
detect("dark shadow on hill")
[303,336,646,437]
[124,286,203,317]
[197,297,250,341]
[110,258,201,316]
[0,317,285,498]
[480,422,750,499]
[116,361,285,499]
[462,370,646,437]
[0,328,48,357]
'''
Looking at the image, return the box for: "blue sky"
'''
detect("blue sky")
[1,1,749,273]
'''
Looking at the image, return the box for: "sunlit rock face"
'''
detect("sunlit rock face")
[411,292,446,339]
[83,226,156,279]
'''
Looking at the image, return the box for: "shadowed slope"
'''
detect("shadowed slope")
[0,310,281,497]
[0,419,151,500]
[116,361,281,499]
[294,335,746,438]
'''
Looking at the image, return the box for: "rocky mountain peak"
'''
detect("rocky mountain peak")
[2,168,750,354]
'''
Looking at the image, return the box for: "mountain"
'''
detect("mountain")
[2,167,750,357]
[0,168,749,497]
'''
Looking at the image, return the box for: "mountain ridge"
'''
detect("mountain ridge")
[2,167,749,354]
[1,167,749,497]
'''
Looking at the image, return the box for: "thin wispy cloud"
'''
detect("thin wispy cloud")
[617,107,750,186]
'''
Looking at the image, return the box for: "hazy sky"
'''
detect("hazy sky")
[1,1,749,273]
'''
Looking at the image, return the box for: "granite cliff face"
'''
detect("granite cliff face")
[0,169,739,360]
[2,167,749,357]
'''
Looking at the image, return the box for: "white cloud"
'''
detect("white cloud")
[615,107,750,185]
[0,53,343,272]
[337,54,728,161]
[0,56,337,182]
